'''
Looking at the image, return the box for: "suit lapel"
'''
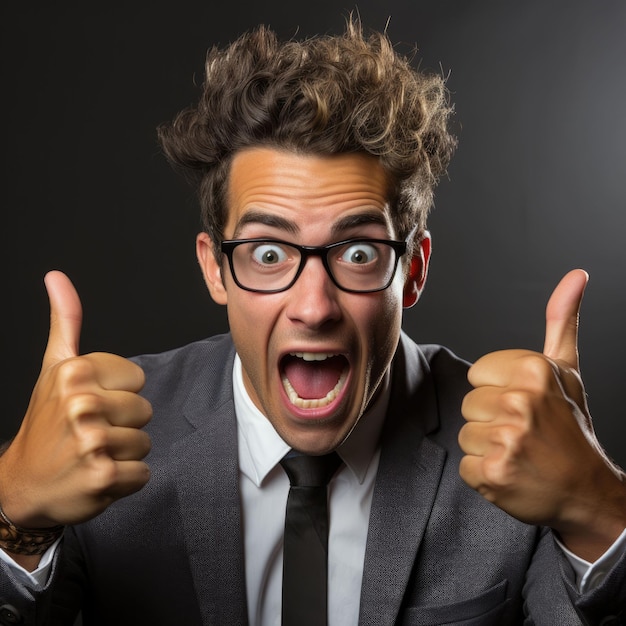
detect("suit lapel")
[170,338,249,626]
[162,333,448,626]
[359,336,447,626]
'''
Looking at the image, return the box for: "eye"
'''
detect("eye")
[251,243,288,265]
[340,242,379,265]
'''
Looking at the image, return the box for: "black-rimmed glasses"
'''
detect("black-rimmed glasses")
[220,228,416,294]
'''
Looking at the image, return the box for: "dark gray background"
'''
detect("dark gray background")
[2,1,625,468]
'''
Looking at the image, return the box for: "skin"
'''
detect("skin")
[197,147,429,455]
[1,147,624,574]
[460,269,626,561]
[0,271,152,570]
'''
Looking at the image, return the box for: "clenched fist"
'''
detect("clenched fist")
[459,270,626,561]
[0,271,152,535]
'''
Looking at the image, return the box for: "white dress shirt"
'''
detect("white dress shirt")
[1,353,625,621]
[231,353,626,625]
[233,354,388,626]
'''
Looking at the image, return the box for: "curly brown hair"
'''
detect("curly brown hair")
[157,17,456,256]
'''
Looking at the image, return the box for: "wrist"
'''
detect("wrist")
[556,467,626,561]
[0,439,57,529]
[0,505,64,556]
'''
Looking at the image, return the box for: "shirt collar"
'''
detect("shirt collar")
[233,353,389,487]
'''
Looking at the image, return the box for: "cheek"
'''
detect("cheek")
[353,289,403,359]
[226,292,281,367]
[377,299,403,358]
[227,299,270,408]
[377,279,404,325]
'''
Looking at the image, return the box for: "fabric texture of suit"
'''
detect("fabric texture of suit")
[1,332,624,625]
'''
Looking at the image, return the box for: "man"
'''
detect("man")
[0,18,625,626]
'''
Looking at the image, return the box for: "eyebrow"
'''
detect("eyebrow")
[330,212,390,237]
[232,210,391,239]
[232,211,298,238]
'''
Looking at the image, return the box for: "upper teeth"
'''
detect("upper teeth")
[290,352,338,361]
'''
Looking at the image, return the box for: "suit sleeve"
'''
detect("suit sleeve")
[523,527,626,625]
[0,531,84,626]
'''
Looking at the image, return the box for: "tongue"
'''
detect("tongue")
[283,356,346,400]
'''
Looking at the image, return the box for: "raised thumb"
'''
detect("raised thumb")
[543,269,588,369]
[42,270,83,369]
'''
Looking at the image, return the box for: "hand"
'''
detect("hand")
[459,269,626,561]
[0,271,152,529]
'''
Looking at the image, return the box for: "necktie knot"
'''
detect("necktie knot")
[280,451,342,488]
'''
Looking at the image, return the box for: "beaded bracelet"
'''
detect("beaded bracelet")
[0,505,64,556]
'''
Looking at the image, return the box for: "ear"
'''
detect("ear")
[196,232,228,305]
[403,230,432,309]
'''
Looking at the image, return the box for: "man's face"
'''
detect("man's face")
[197,147,429,454]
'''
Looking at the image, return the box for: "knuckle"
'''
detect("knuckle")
[65,392,106,423]
[54,356,96,389]
[482,455,515,489]
[89,457,119,492]
[498,389,534,420]
[75,426,110,457]
[513,354,554,390]
[495,424,527,456]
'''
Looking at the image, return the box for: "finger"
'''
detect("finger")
[465,359,559,415]
[461,386,505,423]
[458,421,492,456]
[458,454,487,493]
[104,427,152,461]
[467,349,534,389]
[95,389,152,428]
[543,269,589,370]
[79,353,146,393]
[103,460,151,500]
[42,270,83,369]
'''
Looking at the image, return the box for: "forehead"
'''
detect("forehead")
[224,147,395,236]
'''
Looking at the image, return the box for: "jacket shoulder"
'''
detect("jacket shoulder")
[129,333,236,428]
[132,334,234,389]
[398,333,471,392]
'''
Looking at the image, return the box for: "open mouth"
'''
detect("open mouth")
[281,352,349,409]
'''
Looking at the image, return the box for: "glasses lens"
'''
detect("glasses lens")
[231,241,301,291]
[328,240,398,291]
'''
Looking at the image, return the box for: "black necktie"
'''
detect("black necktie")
[280,451,342,626]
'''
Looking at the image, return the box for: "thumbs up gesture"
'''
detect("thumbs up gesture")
[0,271,152,531]
[459,270,626,561]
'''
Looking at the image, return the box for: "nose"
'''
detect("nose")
[284,256,342,329]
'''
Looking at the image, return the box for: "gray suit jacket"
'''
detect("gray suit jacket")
[1,333,624,625]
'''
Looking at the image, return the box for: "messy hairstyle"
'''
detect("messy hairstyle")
[158,17,457,256]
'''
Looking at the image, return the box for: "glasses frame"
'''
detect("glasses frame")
[220,230,415,294]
